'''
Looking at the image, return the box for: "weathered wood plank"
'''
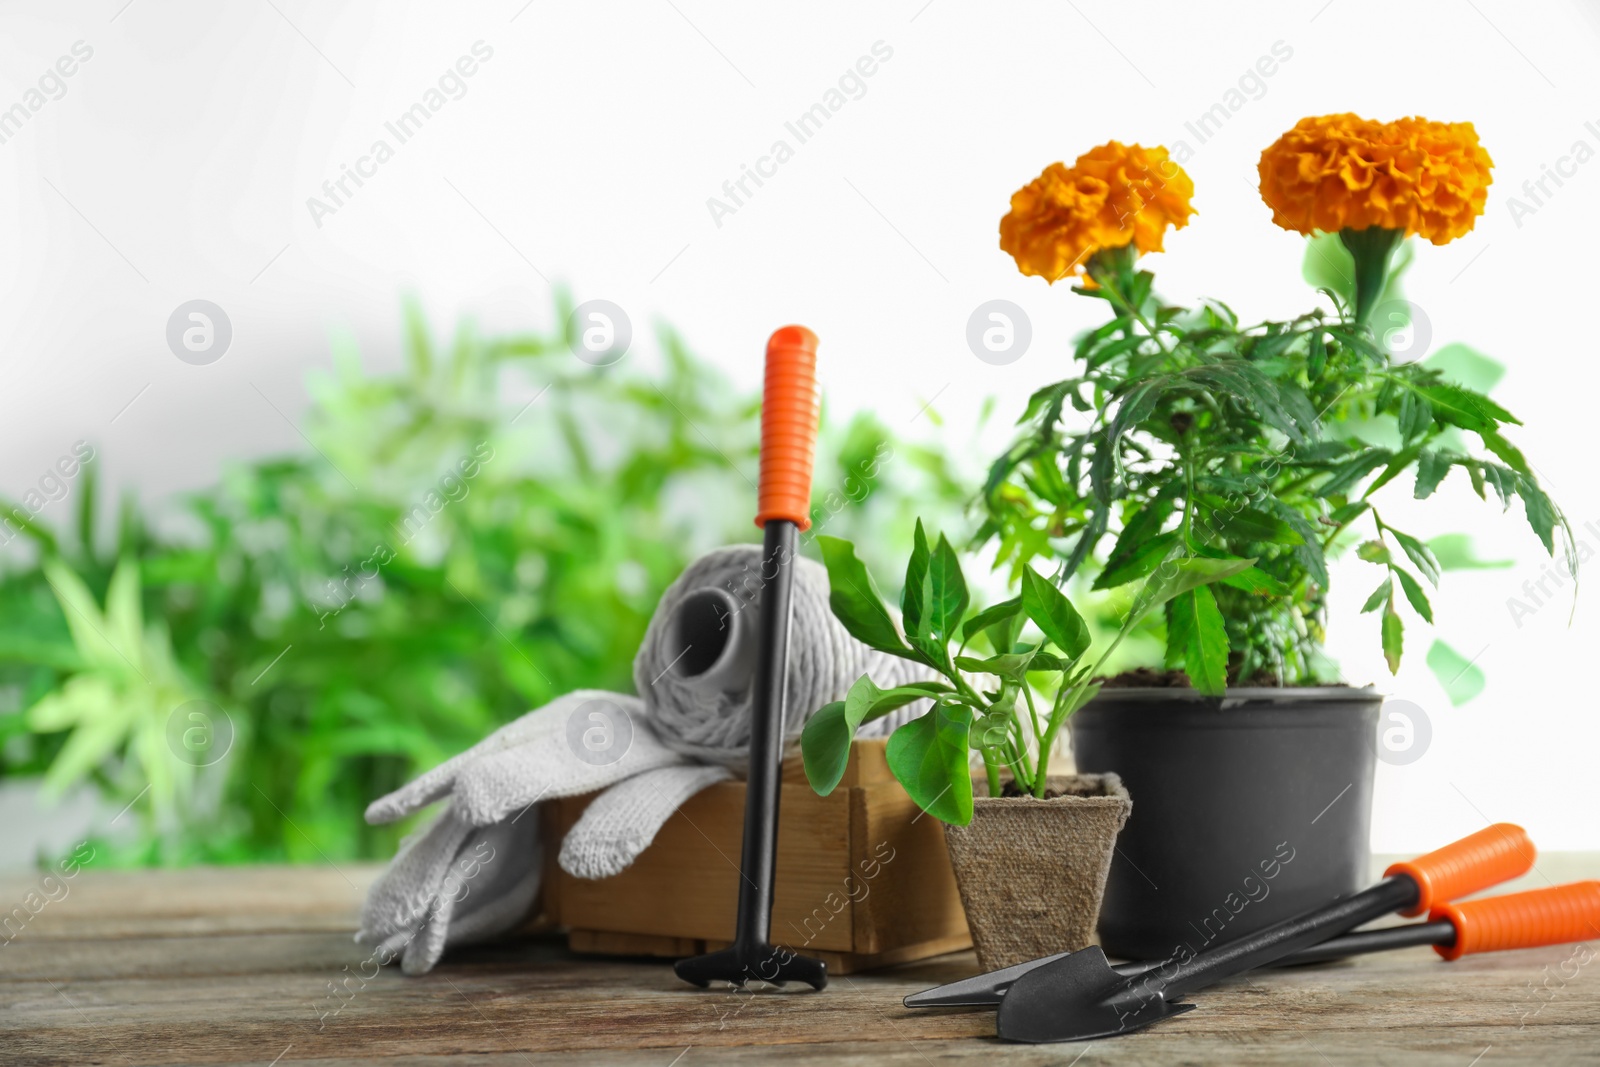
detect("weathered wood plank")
[0,865,382,940]
[2,858,1597,1065]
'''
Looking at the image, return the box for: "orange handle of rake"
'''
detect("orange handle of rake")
[1432,880,1600,960]
[755,325,820,531]
[1385,823,1536,917]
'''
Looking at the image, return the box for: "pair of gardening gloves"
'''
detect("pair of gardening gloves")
[356,690,731,974]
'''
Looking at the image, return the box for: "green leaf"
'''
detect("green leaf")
[803,678,952,797]
[1171,586,1228,695]
[930,533,970,640]
[1392,567,1433,622]
[817,536,912,658]
[43,559,125,673]
[1220,565,1291,597]
[1418,383,1520,432]
[960,596,1021,647]
[955,649,1038,679]
[903,523,969,661]
[1389,528,1440,586]
[1021,567,1091,659]
[1478,430,1529,477]
[1382,607,1404,674]
[1357,540,1391,564]
[1213,504,1302,545]
[1093,530,1180,590]
[1318,449,1394,498]
[886,702,974,825]
[1361,577,1393,613]
[1426,638,1486,706]
[1397,389,1433,439]
[1016,380,1075,427]
[1517,477,1558,554]
[1164,596,1192,670]
[1128,555,1257,630]
[1307,329,1328,380]
[1414,450,1452,499]
[901,521,932,641]
[800,701,853,797]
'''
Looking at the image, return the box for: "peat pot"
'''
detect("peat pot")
[941,774,1131,971]
[1070,686,1382,960]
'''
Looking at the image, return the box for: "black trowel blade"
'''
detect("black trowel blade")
[902,951,1072,1008]
[996,945,1195,1044]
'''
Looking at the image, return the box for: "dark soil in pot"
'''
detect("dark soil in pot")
[1069,686,1381,960]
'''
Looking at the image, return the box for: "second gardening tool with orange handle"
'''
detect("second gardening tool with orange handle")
[674,326,829,992]
[909,822,1538,1009]
[960,824,1544,1042]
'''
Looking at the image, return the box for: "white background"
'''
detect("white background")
[2,0,1596,852]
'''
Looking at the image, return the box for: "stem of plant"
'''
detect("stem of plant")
[1339,226,1403,329]
[982,749,1003,797]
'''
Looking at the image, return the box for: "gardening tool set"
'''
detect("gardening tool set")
[908,823,1600,1044]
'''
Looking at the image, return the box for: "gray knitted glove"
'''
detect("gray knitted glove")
[357,691,704,973]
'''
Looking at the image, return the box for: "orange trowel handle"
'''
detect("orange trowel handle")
[755,325,820,530]
[1432,880,1600,960]
[1386,823,1536,917]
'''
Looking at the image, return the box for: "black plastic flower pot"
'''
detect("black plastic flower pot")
[1069,686,1382,960]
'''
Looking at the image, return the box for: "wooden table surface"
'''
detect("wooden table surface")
[5,856,1599,1066]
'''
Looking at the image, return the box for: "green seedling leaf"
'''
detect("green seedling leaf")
[886,701,975,825]
[1021,567,1091,659]
[960,597,1021,646]
[902,520,932,641]
[931,533,970,639]
[818,536,913,659]
[903,523,969,662]
[803,677,952,796]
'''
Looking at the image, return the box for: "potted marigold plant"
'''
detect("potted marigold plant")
[982,120,1572,957]
[801,522,1250,968]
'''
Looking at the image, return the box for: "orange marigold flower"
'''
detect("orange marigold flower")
[1258,114,1493,245]
[1000,142,1195,284]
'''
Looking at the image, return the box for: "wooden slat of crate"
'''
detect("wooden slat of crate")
[543,741,970,970]
[551,778,857,949]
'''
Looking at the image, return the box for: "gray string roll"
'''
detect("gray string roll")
[638,543,935,763]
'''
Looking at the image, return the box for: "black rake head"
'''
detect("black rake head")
[674,943,828,991]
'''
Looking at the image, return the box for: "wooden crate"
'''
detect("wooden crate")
[540,740,970,974]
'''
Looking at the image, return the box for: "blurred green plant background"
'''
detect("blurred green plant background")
[0,297,973,867]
